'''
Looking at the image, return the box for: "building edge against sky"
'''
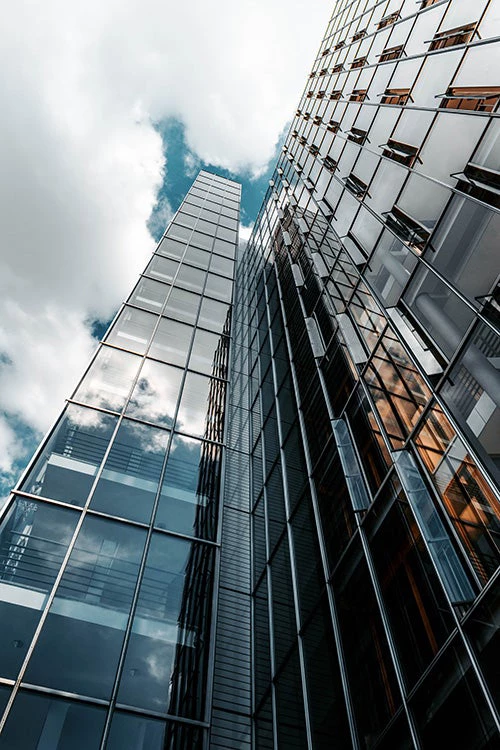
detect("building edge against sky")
[0,0,499,749]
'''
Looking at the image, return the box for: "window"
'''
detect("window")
[323,156,338,173]
[384,205,430,251]
[347,127,368,145]
[421,0,440,6]
[349,89,368,102]
[344,173,369,197]
[332,63,345,73]
[438,86,500,112]
[330,90,342,100]
[309,144,320,155]
[377,12,400,29]
[428,22,477,50]
[313,115,323,125]
[317,90,326,99]
[382,139,419,167]
[327,119,341,132]
[452,163,500,209]
[351,28,367,42]
[319,67,329,76]
[379,44,404,61]
[322,47,331,56]
[381,88,411,105]
[334,40,345,50]
[351,56,368,69]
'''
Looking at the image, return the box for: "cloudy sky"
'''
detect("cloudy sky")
[0,0,330,497]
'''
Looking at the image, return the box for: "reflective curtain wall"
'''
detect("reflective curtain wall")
[241,0,500,748]
[0,171,241,750]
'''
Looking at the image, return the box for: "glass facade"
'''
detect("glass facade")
[0,171,240,749]
[238,0,500,747]
[1,0,500,747]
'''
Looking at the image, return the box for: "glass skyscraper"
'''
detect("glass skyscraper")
[1,0,499,748]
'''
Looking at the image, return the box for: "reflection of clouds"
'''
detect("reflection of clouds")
[127,360,181,427]
[145,649,173,683]
[117,420,170,455]
[67,404,116,431]
[175,373,210,438]
[74,347,140,412]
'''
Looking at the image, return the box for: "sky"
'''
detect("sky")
[0,0,331,499]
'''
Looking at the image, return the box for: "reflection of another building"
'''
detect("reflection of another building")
[166,307,231,734]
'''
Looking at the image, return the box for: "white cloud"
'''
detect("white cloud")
[0,0,330,481]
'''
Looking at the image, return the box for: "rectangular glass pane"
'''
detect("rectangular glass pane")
[128,277,171,313]
[90,420,170,524]
[105,307,158,355]
[209,253,234,278]
[116,533,214,719]
[149,319,193,368]
[189,329,226,375]
[0,691,106,750]
[176,371,212,438]
[156,237,185,260]
[73,347,141,412]
[204,273,233,302]
[145,255,180,283]
[22,405,118,506]
[162,287,200,325]
[0,499,78,679]
[198,297,231,334]
[126,359,183,428]
[156,435,221,539]
[25,517,146,699]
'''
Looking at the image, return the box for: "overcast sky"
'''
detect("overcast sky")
[0,0,331,496]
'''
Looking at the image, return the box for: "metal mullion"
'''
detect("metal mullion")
[272,259,362,749]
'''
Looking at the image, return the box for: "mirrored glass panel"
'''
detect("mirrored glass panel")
[162,287,200,326]
[149,319,193,368]
[145,255,180,283]
[105,307,158,355]
[25,517,146,699]
[198,297,231,334]
[107,713,167,750]
[156,435,221,539]
[126,359,182,428]
[0,691,106,750]
[176,265,206,294]
[129,277,171,313]
[73,346,141,412]
[183,246,211,270]
[156,237,186,260]
[116,533,213,719]
[91,420,170,523]
[176,372,212,438]
[189,329,225,375]
[205,273,233,302]
[209,253,234,278]
[0,499,78,679]
[22,405,118,506]
[213,237,236,258]
[189,230,213,251]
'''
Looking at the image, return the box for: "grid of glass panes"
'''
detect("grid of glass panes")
[246,0,500,747]
[0,171,240,750]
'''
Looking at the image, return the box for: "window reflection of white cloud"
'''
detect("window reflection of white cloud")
[74,347,140,412]
[126,360,182,427]
[175,372,210,438]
